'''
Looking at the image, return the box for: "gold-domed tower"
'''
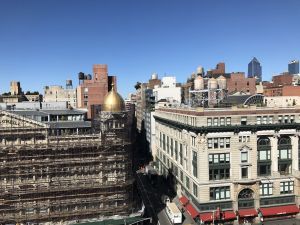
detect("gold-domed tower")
[102,84,125,112]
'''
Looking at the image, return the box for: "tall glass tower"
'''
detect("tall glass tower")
[288,60,299,74]
[248,57,262,82]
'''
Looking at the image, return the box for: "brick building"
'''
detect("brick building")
[77,64,117,119]
[226,72,256,95]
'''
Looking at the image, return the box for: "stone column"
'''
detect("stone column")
[291,135,299,172]
[271,135,278,175]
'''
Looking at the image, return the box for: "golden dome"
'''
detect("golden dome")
[102,84,125,112]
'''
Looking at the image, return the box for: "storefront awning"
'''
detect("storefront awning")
[223,210,236,220]
[199,210,236,222]
[185,203,199,219]
[179,195,189,206]
[260,204,299,217]
[238,208,258,217]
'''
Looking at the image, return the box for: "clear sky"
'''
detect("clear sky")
[0,0,299,97]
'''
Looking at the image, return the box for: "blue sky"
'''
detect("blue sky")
[0,0,299,97]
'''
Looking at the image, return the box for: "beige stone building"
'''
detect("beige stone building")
[154,105,300,223]
[44,81,77,108]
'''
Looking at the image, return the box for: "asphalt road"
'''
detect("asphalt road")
[135,172,173,225]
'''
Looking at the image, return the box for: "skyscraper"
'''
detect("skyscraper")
[288,60,299,74]
[248,57,262,82]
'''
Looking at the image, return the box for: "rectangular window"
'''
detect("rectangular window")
[213,118,218,126]
[180,170,183,182]
[225,138,230,148]
[258,164,271,176]
[207,118,212,126]
[175,141,178,161]
[257,116,261,124]
[269,116,273,124]
[258,149,271,161]
[260,183,273,196]
[226,117,231,125]
[160,132,162,148]
[191,136,196,147]
[192,151,198,178]
[241,117,247,125]
[193,183,198,197]
[186,176,190,189]
[210,186,230,200]
[279,149,291,159]
[163,134,166,151]
[208,138,212,149]
[219,138,224,148]
[170,139,174,157]
[263,116,268,124]
[220,117,225,126]
[166,136,169,154]
[241,167,248,178]
[280,181,294,194]
[214,138,218,148]
[278,115,282,123]
[290,115,295,123]
[241,152,248,163]
[284,115,289,123]
[179,143,183,165]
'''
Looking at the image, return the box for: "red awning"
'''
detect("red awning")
[223,210,236,220]
[238,208,258,218]
[185,203,199,219]
[200,212,213,222]
[260,205,299,217]
[179,195,189,206]
[200,210,236,222]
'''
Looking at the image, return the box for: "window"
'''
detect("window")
[241,117,247,125]
[159,132,162,148]
[210,186,230,200]
[207,118,212,126]
[260,183,273,196]
[262,116,268,124]
[175,141,178,161]
[209,153,230,180]
[220,117,225,126]
[163,134,166,151]
[256,116,261,124]
[191,136,196,147]
[278,115,282,123]
[192,151,198,177]
[226,117,231,125]
[278,149,291,159]
[241,152,248,163]
[193,183,198,197]
[209,153,230,165]
[284,115,289,123]
[180,170,183,182]
[170,139,173,157]
[290,115,295,123]
[207,137,230,149]
[269,116,273,124]
[209,168,230,180]
[208,139,212,149]
[241,167,248,178]
[186,176,190,189]
[280,181,294,194]
[258,164,271,176]
[179,143,183,165]
[213,118,218,126]
[166,136,169,154]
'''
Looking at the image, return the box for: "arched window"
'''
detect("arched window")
[238,188,254,199]
[278,136,291,145]
[257,137,270,146]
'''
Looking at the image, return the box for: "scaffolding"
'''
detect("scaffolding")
[0,110,136,224]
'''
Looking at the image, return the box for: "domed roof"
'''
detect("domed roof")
[102,84,125,112]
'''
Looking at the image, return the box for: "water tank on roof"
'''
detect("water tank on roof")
[66,80,72,86]
[78,72,84,80]
[87,74,92,80]
[194,76,204,90]
[197,66,204,75]
[208,78,218,89]
[217,76,227,89]
[151,73,158,80]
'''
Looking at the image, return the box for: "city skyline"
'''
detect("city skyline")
[0,0,300,97]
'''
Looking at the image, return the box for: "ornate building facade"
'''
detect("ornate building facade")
[154,106,300,223]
